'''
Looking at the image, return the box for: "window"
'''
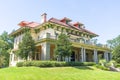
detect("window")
[55,33,58,39]
[86,40,90,44]
[46,33,51,38]
[38,36,40,40]
[15,39,17,44]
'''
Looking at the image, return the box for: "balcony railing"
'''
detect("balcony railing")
[36,36,109,49]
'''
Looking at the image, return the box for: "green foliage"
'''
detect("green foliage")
[66,62,95,66]
[99,59,106,66]
[0,55,5,68]
[17,61,66,67]
[116,64,120,68]
[82,62,96,66]
[107,35,120,63]
[66,62,84,66]
[107,35,120,49]
[16,61,95,67]
[55,33,72,61]
[17,30,35,60]
[0,31,14,66]
[95,64,109,71]
[112,44,120,63]
[16,62,23,67]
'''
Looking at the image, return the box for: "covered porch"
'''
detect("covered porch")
[34,43,55,60]
[70,47,112,63]
[34,42,112,63]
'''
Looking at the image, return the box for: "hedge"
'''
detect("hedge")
[16,61,95,67]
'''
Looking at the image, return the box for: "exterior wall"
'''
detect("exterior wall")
[50,44,55,60]
[36,28,56,41]
[10,33,24,66]
[14,34,24,49]
[9,52,24,66]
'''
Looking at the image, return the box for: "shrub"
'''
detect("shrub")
[16,61,96,67]
[29,61,55,67]
[16,62,23,67]
[55,61,67,67]
[40,61,55,67]
[66,62,83,66]
[83,62,96,66]
[105,63,111,68]
[116,64,120,68]
[95,64,109,71]
[22,61,32,67]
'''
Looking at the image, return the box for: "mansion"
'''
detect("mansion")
[9,13,111,66]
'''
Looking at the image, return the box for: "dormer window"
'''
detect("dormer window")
[60,17,72,24]
[73,22,84,28]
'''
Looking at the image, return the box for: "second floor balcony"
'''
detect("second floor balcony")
[36,35,110,50]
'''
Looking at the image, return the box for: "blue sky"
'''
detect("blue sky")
[0,0,120,44]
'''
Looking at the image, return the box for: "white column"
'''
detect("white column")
[104,52,106,61]
[109,53,112,61]
[65,57,71,62]
[79,49,81,62]
[106,53,109,62]
[83,48,86,62]
[94,50,98,63]
[12,53,15,62]
[81,48,86,62]
[81,48,84,62]
[104,51,109,62]
[41,43,50,60]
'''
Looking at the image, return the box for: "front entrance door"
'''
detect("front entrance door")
[71,51,75,61]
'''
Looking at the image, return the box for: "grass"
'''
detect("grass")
[0,66,119,80]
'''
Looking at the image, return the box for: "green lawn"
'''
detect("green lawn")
[0,66,119,80]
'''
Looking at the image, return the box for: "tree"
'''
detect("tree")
[112,44,120,63]
[17,31,35,60]
[0,31,14,66]
[0,55,5,68]
[107,35,120,49]
[107,35,120,63]
[0,40,7,67]
[55,33,72,61]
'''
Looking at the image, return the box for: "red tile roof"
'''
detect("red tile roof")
[49,18,98,36]
[73,22,84,26]
[49,18,70,27]
[60,17,72,22]
[18,17,98,36]
[18,21,40,28]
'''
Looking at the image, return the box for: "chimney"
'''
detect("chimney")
[41,13,47,23]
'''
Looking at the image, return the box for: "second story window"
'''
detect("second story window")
[38,36,40,40]
[15,39,17,44]
[46,33,51,38]
[55,33,58,39]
